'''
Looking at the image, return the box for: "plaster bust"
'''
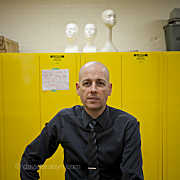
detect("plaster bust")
[64,23,79,53]
[101,9,118,52]
[84,23,97,40]
[102,9,116,28]
[83,24,97,52]
[65,23,78,39]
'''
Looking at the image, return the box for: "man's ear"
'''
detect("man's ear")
[108,83,112,96]
[76,82,80,96]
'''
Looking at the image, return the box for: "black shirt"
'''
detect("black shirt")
[20,105,144,180]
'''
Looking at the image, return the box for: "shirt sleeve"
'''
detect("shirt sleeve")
[20,114,61,180]
[120,119,144,180]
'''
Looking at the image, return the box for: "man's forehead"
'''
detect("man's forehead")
[81,63,106,73]
[80,71,107,80]
[79,62,109,81]
[81,77,107,82]
[80,67,106,78]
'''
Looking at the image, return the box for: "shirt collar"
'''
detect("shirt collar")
[82,105,110,130]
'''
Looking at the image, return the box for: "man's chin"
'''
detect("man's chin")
[85,104,102,111]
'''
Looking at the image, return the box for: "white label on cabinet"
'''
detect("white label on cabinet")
[42,69,69,91]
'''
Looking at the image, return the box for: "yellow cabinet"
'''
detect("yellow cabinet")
[39,53,79,180]
[0,54,4,180]
[1,54,41,180]
[1,52,180,180]
[163,52,180,180]
[121,52,163,180]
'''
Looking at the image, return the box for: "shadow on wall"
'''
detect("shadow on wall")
[143,19,168,51]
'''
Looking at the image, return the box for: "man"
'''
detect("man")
[20,61,144,180]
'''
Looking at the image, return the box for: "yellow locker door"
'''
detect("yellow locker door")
[39,53,79,180]
[122,52,163,180]
[163,52,180,180]
[2,53,41,180]
[0,54,4,180]
[80,52,122,109]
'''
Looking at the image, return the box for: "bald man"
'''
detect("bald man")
[20,62,144,180]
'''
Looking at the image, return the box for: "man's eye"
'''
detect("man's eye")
[82,82,91,87]
[97,81,106,87]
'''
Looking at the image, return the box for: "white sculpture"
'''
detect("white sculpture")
[64,23,79,53]
[83,24,97,53]
[101,9,118,52]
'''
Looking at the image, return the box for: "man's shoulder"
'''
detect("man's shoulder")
[108,106,137,124]
[48,105,82,126]
[56,105,82,117]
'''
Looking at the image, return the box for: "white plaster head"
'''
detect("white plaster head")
[65,23,79,39]
[102,9,116,27]
[84,24,97,40]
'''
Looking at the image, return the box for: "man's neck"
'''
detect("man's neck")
[84,106,106,119]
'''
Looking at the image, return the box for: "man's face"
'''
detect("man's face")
[76,64,112,112]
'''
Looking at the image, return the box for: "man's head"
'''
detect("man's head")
[76,62,112,116]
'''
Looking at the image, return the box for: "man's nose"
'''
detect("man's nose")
[90,82,97,92]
